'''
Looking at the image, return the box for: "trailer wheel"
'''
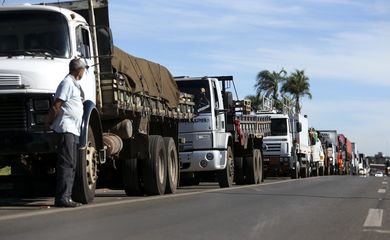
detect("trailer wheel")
[245,154,258,184]
[313,163,319,177]
[300,166,307,178]
[255,150,263,184]
[164,137,178,194]
[319,166,324,176]
[234,157,245,185]
[218,146,234,188]
[122,157,143,196]
[143,135,167,195]
[291,162,299,179]
[73,125,97,204]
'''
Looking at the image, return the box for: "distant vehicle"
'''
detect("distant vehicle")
[375,171,384,177]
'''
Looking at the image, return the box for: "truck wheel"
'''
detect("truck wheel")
[143,135,167,195]
[319,166,324,176]
[291,162,299,179]
[122,157,143,196]
[255,150,263,184]
[73,125,98,204]
[300,166,307,178]
[218,146,234,188]
[234,157,245,185]
[314,163,319,177]
[245,154,258,184]
[164,137,178,194]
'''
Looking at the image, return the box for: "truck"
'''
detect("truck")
[317,130,337,175]
[175,76,271,187]
[308,128,325,176]
[261,112,311,179]
[337,134,353,175]
[0,0,194,203]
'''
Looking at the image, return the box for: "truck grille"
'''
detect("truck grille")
[0,74,22,86]
[264,143,281,152]
[0,95,27,130]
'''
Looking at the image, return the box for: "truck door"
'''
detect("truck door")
[76,25,96,102]
[212,80,226,148]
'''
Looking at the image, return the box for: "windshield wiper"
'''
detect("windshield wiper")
[0,50,35,57]
[25,49,54,59]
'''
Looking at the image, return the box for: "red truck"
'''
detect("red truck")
[337,134,353,175]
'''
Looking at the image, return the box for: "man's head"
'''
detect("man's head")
[69,58,87,80]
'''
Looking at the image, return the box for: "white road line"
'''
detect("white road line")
[382,181,387,185]
[378,189,386,193]
[363,208,383,227]
[0,178,300,222]
[362,229,390,234]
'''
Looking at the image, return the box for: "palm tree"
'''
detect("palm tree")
[281,70,312,113]
[254,69,287,110]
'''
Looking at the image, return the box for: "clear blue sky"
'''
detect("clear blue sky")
[6,0,390,156]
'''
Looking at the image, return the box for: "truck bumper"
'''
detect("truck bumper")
[263,155,291,174]
[0,131,59,155]
[179,150,227,172]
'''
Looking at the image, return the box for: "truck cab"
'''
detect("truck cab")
[175,77,231,175]
[0,5,98,154]
[262,113,293,177]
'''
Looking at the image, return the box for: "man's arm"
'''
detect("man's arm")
[48,98,64,125]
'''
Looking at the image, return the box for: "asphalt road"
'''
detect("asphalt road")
[0,175,388,240]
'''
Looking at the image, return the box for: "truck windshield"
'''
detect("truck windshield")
[0,10,70,58]
[176,80,211,113]
[271,118,288,136]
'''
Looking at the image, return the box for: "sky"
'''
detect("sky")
[5,0,390,156]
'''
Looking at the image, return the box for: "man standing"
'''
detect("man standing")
[48,59,86,208]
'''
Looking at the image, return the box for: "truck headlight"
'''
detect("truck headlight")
[34,99,50,111]
[206,152,214,160]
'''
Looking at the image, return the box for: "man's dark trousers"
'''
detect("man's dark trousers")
[55,133,78,204]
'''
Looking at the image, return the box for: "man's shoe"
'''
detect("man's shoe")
[54,200,82,208]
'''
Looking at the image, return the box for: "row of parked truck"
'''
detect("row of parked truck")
[0,0,362,204]
[260,111,361,179]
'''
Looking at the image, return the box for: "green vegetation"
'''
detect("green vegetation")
[254,68,312,113]
[0,166,11,176]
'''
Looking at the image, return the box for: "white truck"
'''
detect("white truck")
[261,113,311,179]
[309,128,325,176]
[175,76,271,187]
[318,130,338,175]
[0,0,194,203]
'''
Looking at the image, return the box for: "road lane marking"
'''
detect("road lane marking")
[362,229,390,234]
[0,178,301,221]
[363,208,383,227]
[382,182,387,185]
[378,189,386,193]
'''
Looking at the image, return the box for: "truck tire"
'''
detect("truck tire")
[218,146,234,188]
[122,157,143,196]
[255,150,263,184]
[300,166,307,178]
[73,125,98,204]
[291,162,299,179]
[143,135,167,195]
[234,157,245,185]
[313,163,319,177]
[164,137,178,194]
[245,155,258,184]
[319,166,324,176]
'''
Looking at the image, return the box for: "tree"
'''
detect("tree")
[254,69,287,110]
[245,94,263,112]
[281,69,312,113]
